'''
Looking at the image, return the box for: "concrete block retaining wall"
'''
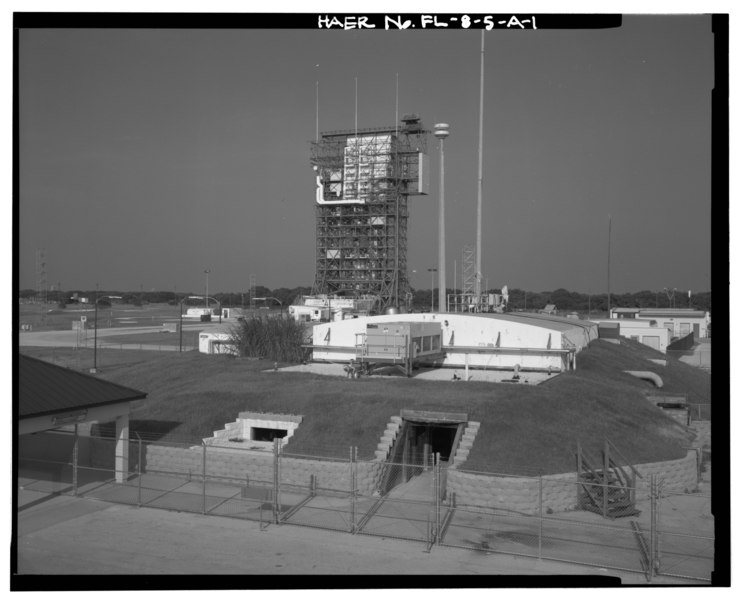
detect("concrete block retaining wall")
[145,445,698,514]
[633,450,699,495]
[448,450,700,515]
[447,470,577,514]
[144,445,384,495]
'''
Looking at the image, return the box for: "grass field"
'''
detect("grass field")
[20,338,710,476]
[18,302,181,331]
[17,301,265,333]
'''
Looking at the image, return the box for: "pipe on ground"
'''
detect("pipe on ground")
[624,370,663,388]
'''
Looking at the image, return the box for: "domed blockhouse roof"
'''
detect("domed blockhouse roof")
[311,312,598,374]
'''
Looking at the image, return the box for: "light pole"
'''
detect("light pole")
[427,268,437,312]
[435,123,449,314]
[664,287,677,309]
[254,297,283,317]
[179,297,187,352]
[92,294,121,373]
[204,269,210,312]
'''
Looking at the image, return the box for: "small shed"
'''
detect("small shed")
[18,355,147,483]
[198,327,238,355]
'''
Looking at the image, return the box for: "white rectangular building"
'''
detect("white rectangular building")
[610,308,710,339]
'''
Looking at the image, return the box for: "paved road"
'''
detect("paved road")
[18,322,222,349]
[675,340,711,370]
[14,489,660,583]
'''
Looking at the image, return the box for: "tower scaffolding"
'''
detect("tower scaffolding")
[310,115,429,310]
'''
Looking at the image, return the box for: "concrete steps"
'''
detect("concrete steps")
[374,416,403,461]
[451,421,480,469]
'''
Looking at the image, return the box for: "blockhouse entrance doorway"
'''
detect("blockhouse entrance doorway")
[379,410,468,495]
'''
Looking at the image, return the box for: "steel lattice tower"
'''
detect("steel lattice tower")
[35,248,47,304]
[310,115,429,310]
[462,245,476,296]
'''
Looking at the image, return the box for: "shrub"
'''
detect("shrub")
[230,316,307,363]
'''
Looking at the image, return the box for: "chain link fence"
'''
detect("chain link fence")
[18,431,715,582]
[688,403,712,422]
[654,488,714,581]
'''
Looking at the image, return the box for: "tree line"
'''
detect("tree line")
[427,287,712,314]
[19,285,711,314]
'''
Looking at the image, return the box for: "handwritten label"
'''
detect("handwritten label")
[317,15,538,30]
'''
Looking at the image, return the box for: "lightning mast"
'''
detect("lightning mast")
[475,30,485,304]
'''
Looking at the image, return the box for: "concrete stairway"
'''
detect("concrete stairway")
[450,421,480,469]
[374,416,403,461]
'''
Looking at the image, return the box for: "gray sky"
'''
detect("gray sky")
[17,15,714,295]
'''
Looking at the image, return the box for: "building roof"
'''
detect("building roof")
[18,354,147,419]
[637,309,708,319]
[476,312,596,334]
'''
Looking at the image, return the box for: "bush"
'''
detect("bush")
[230,316,307,363]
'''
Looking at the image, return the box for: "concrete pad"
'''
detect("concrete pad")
[274,363,559,385]
[15,492,671,582]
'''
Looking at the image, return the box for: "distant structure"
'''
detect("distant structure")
[608,307,711,340]
[35,248,47,304]
[309,114,430,310]
[447,245,508,313]
[461,245,476,297]
[249,274,256,310]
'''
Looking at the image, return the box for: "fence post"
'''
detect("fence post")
[72,424,79,496]
[538,474,543,560]
[350,446,357,533]
[202,442,207,515]
[272,438,281,524]
[648,475,656,581]
[655,476,662,576]
[435,453,441,545]
[137,433,142,507]
[426,510,432,552]
[603,439,610,518]
[695,447,702,487]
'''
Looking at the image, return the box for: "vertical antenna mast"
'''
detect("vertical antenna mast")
[607,215,612,313]
[475,30,485,304]
[355,77,358,138]
[315,80,319,143]
[395,73,400,304]
[395,73,399,134]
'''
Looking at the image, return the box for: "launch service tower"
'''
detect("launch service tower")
[310,115,430,310]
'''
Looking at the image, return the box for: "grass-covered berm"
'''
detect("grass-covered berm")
[21,339,710,476]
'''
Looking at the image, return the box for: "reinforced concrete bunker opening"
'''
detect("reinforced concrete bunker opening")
[379,410,468,495]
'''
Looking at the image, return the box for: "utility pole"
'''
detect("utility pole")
[607,215,612,313]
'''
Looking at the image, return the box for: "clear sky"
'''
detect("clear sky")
[17,13,715,295]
